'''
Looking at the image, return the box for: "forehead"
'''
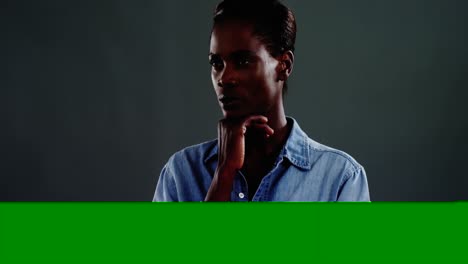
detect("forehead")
[209,21,268,56]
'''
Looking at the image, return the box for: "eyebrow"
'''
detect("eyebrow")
[209,50,257,59]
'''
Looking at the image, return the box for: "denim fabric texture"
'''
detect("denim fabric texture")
[154,117,370,202]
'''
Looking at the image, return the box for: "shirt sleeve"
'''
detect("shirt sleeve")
[337,166,370,202]
[153,163,178,202]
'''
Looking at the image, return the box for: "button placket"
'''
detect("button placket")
[234,171,248,201]
[252,158,284,201]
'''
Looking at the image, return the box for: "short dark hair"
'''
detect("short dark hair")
[212,0,297,96]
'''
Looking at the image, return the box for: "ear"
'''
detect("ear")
[277,50,294,81]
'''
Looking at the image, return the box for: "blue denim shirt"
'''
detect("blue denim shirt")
[153,117,370,202]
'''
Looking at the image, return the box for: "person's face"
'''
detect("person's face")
[209,21,283,119]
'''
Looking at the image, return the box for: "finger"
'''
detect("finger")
[249,123,275,135]
[243,115,268,126]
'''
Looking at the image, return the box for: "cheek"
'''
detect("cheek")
[211,72,219,93]
[211,73,216,87]
[265,61,279,83]
[248,65,269,84]
[254,65,277,93]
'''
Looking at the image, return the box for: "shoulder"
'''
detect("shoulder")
[286,116,364,176]
[166,139,218,167]
[306,137,364,177]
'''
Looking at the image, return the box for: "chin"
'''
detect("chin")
[222,108,252,120]
[222,111,243,119]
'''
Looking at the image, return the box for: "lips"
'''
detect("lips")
[219,96,241,105]
[219,96,242,110]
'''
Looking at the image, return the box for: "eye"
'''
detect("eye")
[237,57,250,67]
[209,58,224,71]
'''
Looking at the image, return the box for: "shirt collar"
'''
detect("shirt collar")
[203,116,311,169]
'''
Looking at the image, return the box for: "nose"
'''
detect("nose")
[217,65,238,89]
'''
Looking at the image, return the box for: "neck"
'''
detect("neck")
[245,103,291,157]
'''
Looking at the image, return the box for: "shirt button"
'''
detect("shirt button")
[238,192,245,199]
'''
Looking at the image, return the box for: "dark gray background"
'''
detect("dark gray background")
[2,0,467,201]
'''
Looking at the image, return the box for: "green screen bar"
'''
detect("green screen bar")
[0,202,466,263]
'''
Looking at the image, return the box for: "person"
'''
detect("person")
[153,0,370,202]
